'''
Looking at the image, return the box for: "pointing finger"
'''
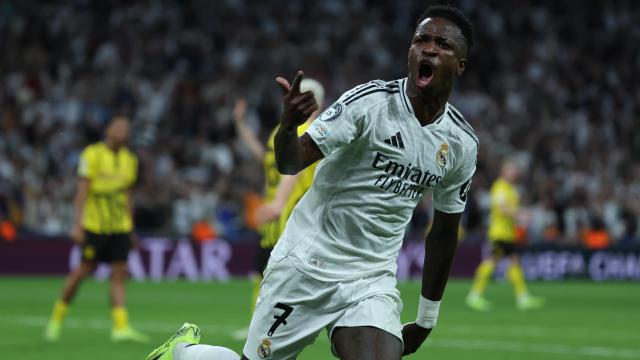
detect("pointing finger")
[290,70,304,95]
[275,76,291,95]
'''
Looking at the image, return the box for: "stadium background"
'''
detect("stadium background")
[0,0,639,359]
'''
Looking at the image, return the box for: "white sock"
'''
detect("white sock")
[173,342,241,360]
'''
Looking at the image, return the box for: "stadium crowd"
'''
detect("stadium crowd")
[0,0,638,247]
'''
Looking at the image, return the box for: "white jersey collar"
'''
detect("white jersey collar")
[401,77,448,126]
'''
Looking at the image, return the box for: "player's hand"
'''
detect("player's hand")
[275,71,318,129]
[232,98,248,124]
[401,322,432,356]
[255,203,281,226]
[70,224,85,244]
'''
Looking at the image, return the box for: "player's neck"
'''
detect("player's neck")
[105,139,122,152]
[408,92,449,127]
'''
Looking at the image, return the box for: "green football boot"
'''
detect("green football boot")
[112,325,150,343]
[146,323,201,360]
[517,295,545,310]
[466,294,492,311]
[44,319,62,342]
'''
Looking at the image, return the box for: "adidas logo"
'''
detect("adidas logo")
[384,132,405,149]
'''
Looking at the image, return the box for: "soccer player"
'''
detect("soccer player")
[45,117,148,343]
[466,160,544,311]
[231,80,323,336]
[147,5,477,359]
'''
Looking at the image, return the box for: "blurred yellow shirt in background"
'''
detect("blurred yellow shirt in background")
[78,142,137,234]
[259,122,317,248]
[488,178,519,242]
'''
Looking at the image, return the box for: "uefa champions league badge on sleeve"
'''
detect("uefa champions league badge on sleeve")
[436,142,449,167]
[312,122,330,137]
[257,338,272,359]
[319,102,343,122]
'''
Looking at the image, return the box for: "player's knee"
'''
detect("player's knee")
[110,263,128,278]
[76,263,96,277]
[332,327,402,360]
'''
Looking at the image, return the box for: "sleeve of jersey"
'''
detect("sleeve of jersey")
[77,147,96,180]
[305,99,364,157]
[432,143,477,214]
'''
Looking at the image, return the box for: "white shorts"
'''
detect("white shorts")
[242,256,403,360]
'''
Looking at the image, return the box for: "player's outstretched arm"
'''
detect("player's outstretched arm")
[402,210,462,356]
[232,98,266,161]
[255,174,298,225]
[274,71,323,174]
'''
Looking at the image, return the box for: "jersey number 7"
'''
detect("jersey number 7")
[267,303,294,336]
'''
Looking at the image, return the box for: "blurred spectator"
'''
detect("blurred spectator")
[191,220,217,244]
[0,0,638,246]
[620,208,638,246]
[582,217,611,250]
[1,220,16,242]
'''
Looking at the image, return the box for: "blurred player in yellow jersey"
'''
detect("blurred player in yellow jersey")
[232,79,323,338]
[45,117,148,342]
[466,160,544,311]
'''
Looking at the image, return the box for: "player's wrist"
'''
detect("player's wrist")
[279,121,298,132]
[415,295,441,329]
[279,112,301,129]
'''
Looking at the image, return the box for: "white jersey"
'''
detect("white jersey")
[271,78,479,282]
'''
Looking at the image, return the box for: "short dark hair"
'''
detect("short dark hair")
[417,5,474,54]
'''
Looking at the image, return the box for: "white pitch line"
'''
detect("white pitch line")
[3,315,235,334]
[4,315,640,359]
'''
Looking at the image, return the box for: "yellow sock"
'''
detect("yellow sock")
[470,260,495,296]
[112,307,129,330]
[50,300,69,323]
[251,275,263,314]
[507,264,528,297]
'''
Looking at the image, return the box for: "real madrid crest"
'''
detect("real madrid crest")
[436,142,449,167]
[257,339,272,359]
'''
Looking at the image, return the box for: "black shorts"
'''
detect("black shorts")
[491,240,518,257]
[82,231,132,263]
[254,245,273,275]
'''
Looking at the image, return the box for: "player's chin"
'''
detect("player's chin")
[416,82,437,97]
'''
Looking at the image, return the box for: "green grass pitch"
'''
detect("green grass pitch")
[1,277,639,359]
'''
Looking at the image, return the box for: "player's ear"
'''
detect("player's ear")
[456,58,467,76]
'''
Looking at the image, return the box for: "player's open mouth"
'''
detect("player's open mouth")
[418,62,434,87]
